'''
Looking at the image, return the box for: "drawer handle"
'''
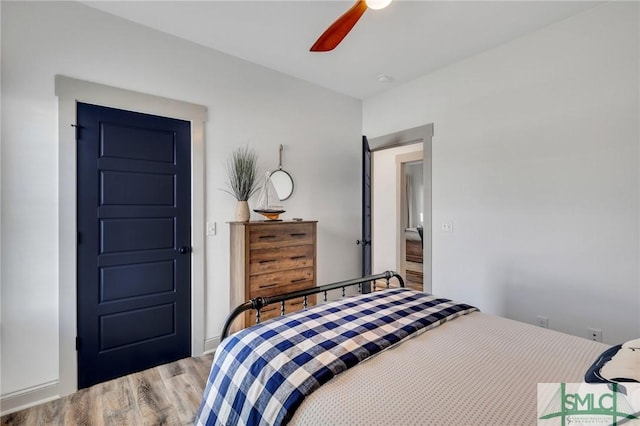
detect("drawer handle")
[259,259,276,264]
[260,283,278,289]
[290,278,307,283]
[290,233,307,237]
[259,235,277,239]
[290,255,306,260]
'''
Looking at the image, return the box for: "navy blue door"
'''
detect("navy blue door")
[77,103,191,389]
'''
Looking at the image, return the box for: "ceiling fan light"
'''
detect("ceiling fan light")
[365,0,392,10]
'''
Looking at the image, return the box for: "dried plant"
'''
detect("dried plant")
[223,146,260,201]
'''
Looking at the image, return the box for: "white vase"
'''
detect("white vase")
[235,200,250,222]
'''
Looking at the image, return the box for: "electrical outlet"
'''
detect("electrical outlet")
[441,221,453,233]
[536,316,549,328]
[588,327,602,342]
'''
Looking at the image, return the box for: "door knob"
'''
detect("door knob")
[179,246,191,254]
[356,239,371,246]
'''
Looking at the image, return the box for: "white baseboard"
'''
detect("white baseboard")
[203,336,220,354]
[0,380,61,416]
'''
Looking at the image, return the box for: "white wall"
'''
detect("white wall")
[0,0,361,405]
[364,2,640,344]
[372,144,422,273]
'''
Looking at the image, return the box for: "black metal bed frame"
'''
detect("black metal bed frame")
[221,270,405,339]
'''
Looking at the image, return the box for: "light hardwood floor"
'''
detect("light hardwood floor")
[1,353,215,426]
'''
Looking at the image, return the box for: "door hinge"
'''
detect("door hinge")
[77,232,81,245]
[71,124,81,140]
[75,336,80,351]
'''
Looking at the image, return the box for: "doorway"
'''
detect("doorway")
[55,75,206,400]
[397,155,424,290]
[366,124,433,293]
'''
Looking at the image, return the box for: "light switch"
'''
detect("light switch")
[206,221,216,236]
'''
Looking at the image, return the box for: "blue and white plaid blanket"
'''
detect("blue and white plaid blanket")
[196,287,477,426]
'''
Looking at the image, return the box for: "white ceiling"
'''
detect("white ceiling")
[82,1,601,99]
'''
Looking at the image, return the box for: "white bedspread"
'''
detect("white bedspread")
[290,311,608,426]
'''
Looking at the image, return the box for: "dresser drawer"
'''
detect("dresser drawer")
[251,276,314,299]
[249,267,314,294]
[249,245,314,275]
[406,239,423,263]
[249,223,314,249]
[247,295,317,325]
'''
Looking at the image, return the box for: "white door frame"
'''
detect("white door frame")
[55,75,207,398]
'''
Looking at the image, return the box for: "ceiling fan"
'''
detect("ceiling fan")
[310,0,393,52]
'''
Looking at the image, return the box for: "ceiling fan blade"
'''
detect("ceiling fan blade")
[310,0,368,52]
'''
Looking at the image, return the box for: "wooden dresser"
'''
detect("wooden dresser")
[230,220,317,329]
[405,239,423,291]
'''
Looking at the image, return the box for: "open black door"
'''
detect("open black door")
[358,136,372,290]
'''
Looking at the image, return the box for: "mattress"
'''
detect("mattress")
[289,311,609,426]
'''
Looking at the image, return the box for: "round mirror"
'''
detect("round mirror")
[270,169,294,201]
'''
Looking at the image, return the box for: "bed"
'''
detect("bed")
[197,271,613,425]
